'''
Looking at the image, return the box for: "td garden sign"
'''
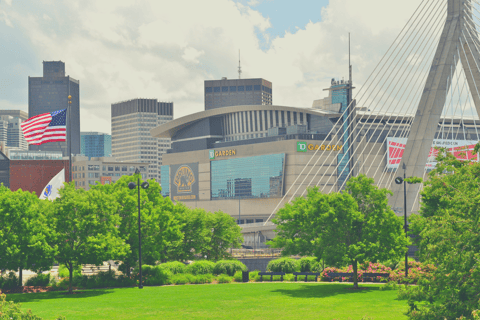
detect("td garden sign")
[297,141,343,152]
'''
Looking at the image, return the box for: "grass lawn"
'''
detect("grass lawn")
[7,282,408,320]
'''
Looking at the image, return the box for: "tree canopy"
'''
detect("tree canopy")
[270,174,407,288]
[407,148,480,319]
[0,186,55,285]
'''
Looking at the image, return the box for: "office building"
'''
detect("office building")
[0,110,29,151]
[204,78,272,110]
[81,132,112,158]
[72,155,149,190]
[28,61,80,156]
[111,98,173,182]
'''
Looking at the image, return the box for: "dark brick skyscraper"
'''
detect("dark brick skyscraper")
[28,61,80,156]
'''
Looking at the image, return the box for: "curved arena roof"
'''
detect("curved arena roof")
[150,105,341,139]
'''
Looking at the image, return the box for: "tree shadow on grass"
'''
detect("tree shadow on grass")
[6,289,114,303]
[272,283,379,299]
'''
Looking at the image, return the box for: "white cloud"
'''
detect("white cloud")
[1,0,421,133]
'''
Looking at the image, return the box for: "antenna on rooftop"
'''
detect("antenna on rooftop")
[238,49,242,79]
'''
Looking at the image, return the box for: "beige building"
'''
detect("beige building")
[72,155,149,190]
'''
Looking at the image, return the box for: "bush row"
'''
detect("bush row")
[266,257,323,273]
[321,260,436,284]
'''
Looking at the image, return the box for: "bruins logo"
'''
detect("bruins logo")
[174,165,195,193]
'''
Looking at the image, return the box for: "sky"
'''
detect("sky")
[0,0,421,134]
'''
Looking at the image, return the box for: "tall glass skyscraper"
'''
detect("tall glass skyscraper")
[28,61,80,156]
[80,132,112,158]
[204,78,272,110]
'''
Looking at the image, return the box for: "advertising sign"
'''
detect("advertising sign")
[100,176,112,185]
[170,162,199,201]
[296,141,343,152]
[386,137,479,169]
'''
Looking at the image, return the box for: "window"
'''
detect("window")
[246,85,252,91]
[229,86,236,92]
[205,87,213,93]
[122,166,127,171]
[108,166,114,171]
[115,166,120,171]
[255,219,263,223]
[129,166,135,172]
[102,166,106,171]
[211,153,285,200]
[213,87,221,92]
[238,86,244,92]
[222,86,228,92]
[82,173,85,178]
[246,219,254,224]
[254,85,261,91]
[116,173,121,176]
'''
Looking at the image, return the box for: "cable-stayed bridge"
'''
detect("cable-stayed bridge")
[260,0,480,228]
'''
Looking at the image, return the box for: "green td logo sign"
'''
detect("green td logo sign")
[209,150,215,160]
[297,141,307,152]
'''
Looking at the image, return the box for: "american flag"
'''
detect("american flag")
[20,109,67,145]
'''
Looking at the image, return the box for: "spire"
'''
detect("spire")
[238,49,242,79]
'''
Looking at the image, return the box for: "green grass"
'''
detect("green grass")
[8,283,408,320]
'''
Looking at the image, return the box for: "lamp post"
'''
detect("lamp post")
[395,163,411,278]
[128,168,149,289]
[67,95,72,182]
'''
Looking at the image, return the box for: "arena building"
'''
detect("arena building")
[151,80,480,247]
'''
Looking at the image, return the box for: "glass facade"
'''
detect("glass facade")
[81,132,112,158]
[211,153,285,200]
[160,165,169,197]
[332,84,350,189]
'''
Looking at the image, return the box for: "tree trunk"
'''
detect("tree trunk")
[18,268,22,287]
[68,262,73,294]
[125,262,131,277]
[352,260,358,289]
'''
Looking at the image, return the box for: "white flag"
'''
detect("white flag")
[39,168,65,200]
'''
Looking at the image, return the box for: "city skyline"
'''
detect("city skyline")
[1,0,421,134]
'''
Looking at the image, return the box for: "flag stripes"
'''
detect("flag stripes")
[20,109,67,146]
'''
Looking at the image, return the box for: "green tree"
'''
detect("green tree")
[406,148,480,319]
[270,174,407,288]
[168,206,211,261]
[91,175,183,275]
[51,183,128,293]
[0,186,55,286]
[203,211,243,261]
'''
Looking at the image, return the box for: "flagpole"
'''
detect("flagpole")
[68,95,72,183]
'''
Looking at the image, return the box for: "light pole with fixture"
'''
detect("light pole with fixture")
[128,168,149,289]
[395,163,412,278]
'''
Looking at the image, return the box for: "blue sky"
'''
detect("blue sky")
[235,0,330,50]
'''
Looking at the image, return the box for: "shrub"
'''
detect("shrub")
[213,260,247,276]
[380,281,399,291]
[298,257,321,272]
[389,260,436,284]
[192,274,213,284]
[267,258,299,273]
[158,261,186,275]
[249,270,259,282]
[233,271,243,282]
[186,260,216,275]
[58,264,82,279]
[216,274,232,284]
[284,273,295,281]
[171,274,189,285]
[25,273,51,287]
[0,272,19,290]
[135,265,172,286]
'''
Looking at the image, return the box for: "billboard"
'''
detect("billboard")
[100,176,112,185]
[386,138,479,169]
[170,162,199,201]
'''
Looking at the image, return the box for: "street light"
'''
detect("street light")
[395,163,413,278]
[128,168,149,289]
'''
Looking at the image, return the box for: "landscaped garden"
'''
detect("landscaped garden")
[6,283,408,320]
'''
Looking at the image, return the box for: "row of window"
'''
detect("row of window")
[72,165,147,172]
[205,85,272,94]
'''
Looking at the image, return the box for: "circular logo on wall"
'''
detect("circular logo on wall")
[173,165,195,193]
[43,184,52,198]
